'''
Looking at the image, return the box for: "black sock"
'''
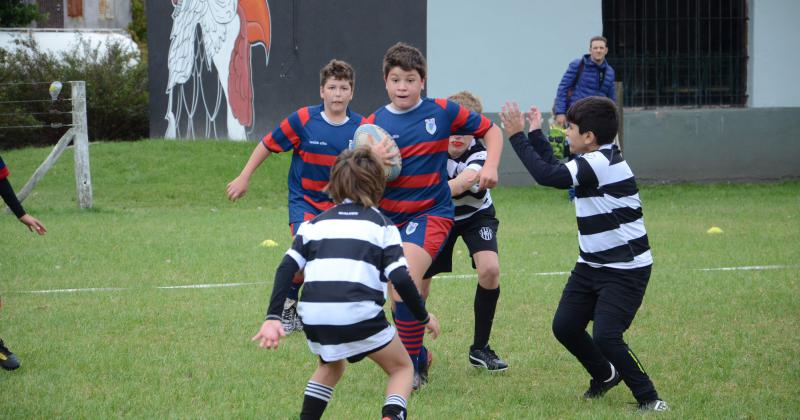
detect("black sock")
[300,381,333,420]
[472,284,500,350]
[381,394,407,420]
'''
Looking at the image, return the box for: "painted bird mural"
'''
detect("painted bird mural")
[165,0,271,140]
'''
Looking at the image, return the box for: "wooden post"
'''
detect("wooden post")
[16,128,75,203]
[71,81,93,209]
[615,81,624,151]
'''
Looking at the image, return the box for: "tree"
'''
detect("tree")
[0,0,42,27]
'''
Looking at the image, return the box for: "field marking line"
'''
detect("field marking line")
[10,264,798,295]
[157,282,267,289]
[694,264,799,272]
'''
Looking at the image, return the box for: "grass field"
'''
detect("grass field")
[1,140,799,419]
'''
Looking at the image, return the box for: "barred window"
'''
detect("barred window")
[603,0,748,108]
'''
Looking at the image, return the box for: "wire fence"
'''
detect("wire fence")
[0,81,74,148]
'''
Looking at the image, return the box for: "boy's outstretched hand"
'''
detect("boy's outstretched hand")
[252,320,286,350]
[425,313,441,339]
[500,102,525,135]
[19,214,46,235]
[526,106,543,132]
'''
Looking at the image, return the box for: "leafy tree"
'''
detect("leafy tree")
[0,0,42,27]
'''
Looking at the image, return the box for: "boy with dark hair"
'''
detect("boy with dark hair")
[421,91,507,372]
[1,155,47,371]
[500,97,669,412]
[252,146,440,420]
[364,42,504,388]
[228,59,395,334]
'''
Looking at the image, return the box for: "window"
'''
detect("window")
[68,0,83,17]
[603,0,748,108]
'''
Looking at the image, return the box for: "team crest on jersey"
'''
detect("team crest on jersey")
[425,118,436,135]
[479,226,494,241]
[406,221,419,235]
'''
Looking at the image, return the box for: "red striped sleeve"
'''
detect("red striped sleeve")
[434,98,448,109]
[399,138,448,157]
[298,150,337,166]
[474,115,493,137]
[362,114,376,125]
[297,106,311,125]
[387,173,440,188]
[380,197,436,214]
[261,133,282,152]
[450,105,470,133]
[0,166,9,180]
[280,118,301,149]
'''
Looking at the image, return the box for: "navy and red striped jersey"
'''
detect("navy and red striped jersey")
[0,155,9,180]
[366,98,493,224]
[260,105,364,225]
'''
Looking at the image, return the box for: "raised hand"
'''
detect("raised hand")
[499,102,525,135]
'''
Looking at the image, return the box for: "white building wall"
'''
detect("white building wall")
[427,0,603,112]
[750,0,800,107]
[63,0,132,30]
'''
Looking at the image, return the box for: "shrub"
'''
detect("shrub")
[0,35,148,149]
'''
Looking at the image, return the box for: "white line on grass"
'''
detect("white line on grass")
[11,264,798,295]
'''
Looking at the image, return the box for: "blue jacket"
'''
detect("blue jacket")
[554,54,616,115]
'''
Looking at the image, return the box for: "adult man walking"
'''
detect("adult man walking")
[554,36,616,127]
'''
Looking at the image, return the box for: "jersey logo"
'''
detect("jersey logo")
[479,226,494,241]
[406,221,419,235]
[425,118,436,135]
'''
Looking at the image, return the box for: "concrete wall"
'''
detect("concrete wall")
[494,107,800,185]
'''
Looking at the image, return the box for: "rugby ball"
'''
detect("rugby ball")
[351,124,402,181]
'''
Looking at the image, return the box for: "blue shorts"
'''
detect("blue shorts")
[397,214,453,259]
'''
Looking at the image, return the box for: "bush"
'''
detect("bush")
[0,35,148,149]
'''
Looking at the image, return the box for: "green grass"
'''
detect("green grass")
[1,140,799,418]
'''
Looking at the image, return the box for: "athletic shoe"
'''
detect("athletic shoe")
[638,399,669,412]
[469,345,508,372]
[0,339,20,371]
[281,298,302,334]
[583,365,622,399]
[412,349,433,391]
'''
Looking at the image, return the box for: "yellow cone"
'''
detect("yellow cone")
[260,239,278,247]
[706,226,724,234]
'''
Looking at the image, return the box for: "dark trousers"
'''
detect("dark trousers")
[552,263,658,402]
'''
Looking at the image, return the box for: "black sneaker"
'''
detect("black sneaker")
[280,298,302,334]
[0,339,20,371]
[469,345,508,372]
[583,365,622,399]
[412,349,433,391]
[638,399,669,412]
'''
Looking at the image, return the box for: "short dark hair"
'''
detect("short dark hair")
[590,36,608,47]
[448,91,483,113]
[566,96,618,145]
[328,146,385,207]
[383,42,426,80]
[320,59,355,88]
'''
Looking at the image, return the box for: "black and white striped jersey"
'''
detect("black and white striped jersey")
[449,139,493,221]
[287,202,409,361]
[509,130,652,270]
[565,144,652,269]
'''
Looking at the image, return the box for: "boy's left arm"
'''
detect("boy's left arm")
[478,125,503,190]
[500,102,573,189]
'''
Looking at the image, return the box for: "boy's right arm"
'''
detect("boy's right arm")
[252,252,300,349]
[227,143,270,201]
